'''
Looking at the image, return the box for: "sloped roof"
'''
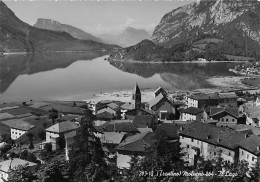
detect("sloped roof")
[246,105,260,120]
[107,103,120,111]
[181,107,203,115]
[218,92,237,99]
[138,128,153,133]
[189,93,221,100]
[120,102,134,110]
[0,158,37,173]
[100,132,126,144]
[133,115,154,128]
[2,119,35,131]
[238,135,260,155]
[45,120,79,133]
[99,120,139,133]
[178,122,243,148]
[125,108,156,116]
[156,123,183,139]
[229,124,260,136]
[148,93,165,108]
[96,111,114,119]
[116,132,156,152]
[0,113,15,121]
[210,107,238,118]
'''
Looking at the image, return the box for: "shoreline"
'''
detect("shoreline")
[108,58,248,64]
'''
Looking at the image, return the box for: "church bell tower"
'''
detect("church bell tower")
[132,83,141,109]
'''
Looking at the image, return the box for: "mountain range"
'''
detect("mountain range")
[111,0,260,62]
[34,18,103,43]
[99,27,151,47]
[0,1,118,53]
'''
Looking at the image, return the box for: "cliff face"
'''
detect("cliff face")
[0,2,118,53]
[152,0,260,46]
[112,0,260,62]
[34,18,103,43]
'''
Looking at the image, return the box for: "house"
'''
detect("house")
[218,92,237,105]
[96,120,139,134]
[2,119,35,140]
[96,105,120,119]
[115,132,156,169]
[178,122,245,166]
[44,120,79,150]
[180,107,204,121]
[124,108,156,120]
[187,93,222,108]
[0,158,37,182]
[154,87,167,97]
[99,132,126,157]
[156,123,184,141]
[229,124,260,136]
[244,105,260,127]
[96,111,114,121]
[209,107,239,127]
[146,93,176,120]
[237,135,260,167]
[132,115,156,129]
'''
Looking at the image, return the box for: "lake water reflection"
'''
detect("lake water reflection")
[0,53,238,103]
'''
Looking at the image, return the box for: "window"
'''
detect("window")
[221,118,224,121]
[191,138,194,142]
[197,140,199,145]
[187,145,189,148]
[232,119,235,122]
[226,118,228,122]
[242,151,244,155]
[252,157,255,161]
[229,152,231,156]
[247,154,249,159]
[214,152,216,156]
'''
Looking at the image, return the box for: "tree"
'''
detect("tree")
[26,133,34,150]
[8,164,38,182]
[69,109,109,182]
[44,143,52,153]
[125,130,187,182]
[41,159,70,182]
[38,131,46,149]
[49,108,58,125]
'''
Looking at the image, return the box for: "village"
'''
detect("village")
[1,84,260,180]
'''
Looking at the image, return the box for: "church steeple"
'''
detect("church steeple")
[132,83,141,109]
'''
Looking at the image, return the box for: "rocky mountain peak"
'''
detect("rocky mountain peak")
[152,0,260,46]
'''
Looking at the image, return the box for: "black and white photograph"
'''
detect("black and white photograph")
[0,0,260,181]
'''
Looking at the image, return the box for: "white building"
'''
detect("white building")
[238,135,260,167]
[44,120,79,150]
[1,119,35,140]
[180,107,203,121]
[115,132,155,169]
[209,107,239,127]
[0,158,37,182]
[178,122,245,166]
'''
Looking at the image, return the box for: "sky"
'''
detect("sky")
[5,0,192,36]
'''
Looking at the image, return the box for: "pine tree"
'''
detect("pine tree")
[68,109,109,182]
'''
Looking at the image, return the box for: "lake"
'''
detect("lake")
[0,52,239,103]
